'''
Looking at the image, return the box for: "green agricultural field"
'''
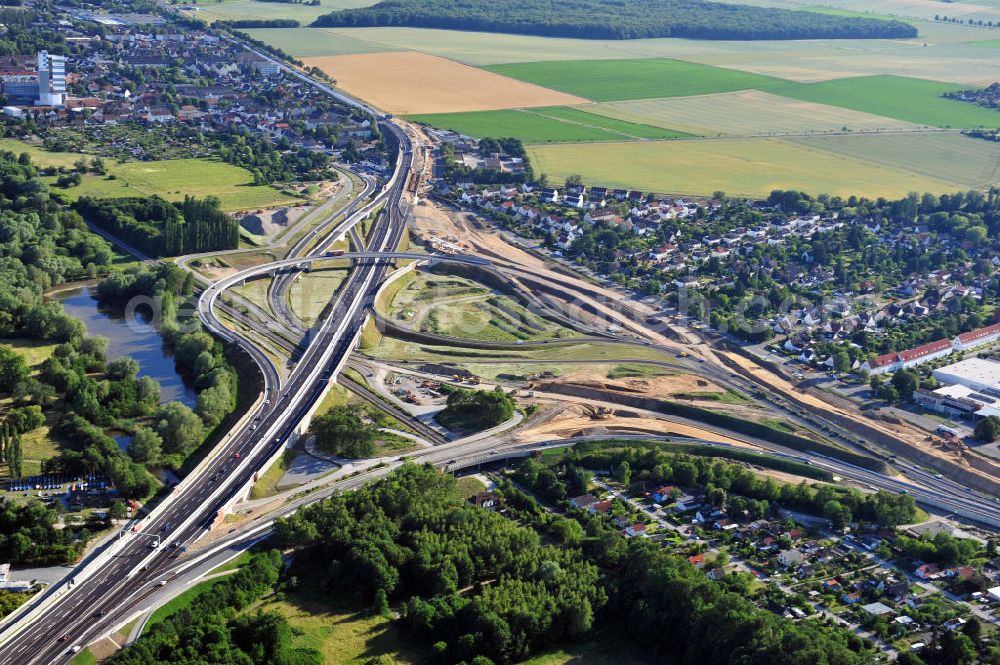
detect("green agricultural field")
[45,158,301,212]
[241,27,397,57]
[588,90,918,137]
[485,60,997,128]
[784,132,1000,190]
[773,75,1000,128]
[483,58,787,102]
[408,107,685,143]
[527,137,964,198]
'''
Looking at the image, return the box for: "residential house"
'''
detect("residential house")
[625,523,647,538]
[687,554,706,569]
[468,492,501,511]
[590,499,613,515]
[652,486,675,503]
[778,549,804,567]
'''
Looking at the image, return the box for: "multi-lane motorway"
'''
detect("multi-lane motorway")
[0,40,416,664]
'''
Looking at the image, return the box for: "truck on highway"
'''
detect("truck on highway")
[325,250,345,257]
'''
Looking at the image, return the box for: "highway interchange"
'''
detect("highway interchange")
[2,33,1000,665]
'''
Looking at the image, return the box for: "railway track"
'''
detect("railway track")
[338,373,448,445]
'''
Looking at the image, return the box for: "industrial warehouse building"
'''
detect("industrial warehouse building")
[932,358,1000,393]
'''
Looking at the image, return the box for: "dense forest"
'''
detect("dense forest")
[269,463,872,665]
[74,195,239,257]
[313,0,917,40]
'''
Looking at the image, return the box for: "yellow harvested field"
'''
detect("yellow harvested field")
[527,138,963,198]
[589,91,920,137]
[303,51,586,114]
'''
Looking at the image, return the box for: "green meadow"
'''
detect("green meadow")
[408,107,687,143]
[46,158,302,212]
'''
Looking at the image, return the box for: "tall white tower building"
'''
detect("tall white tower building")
[36,51,66,107]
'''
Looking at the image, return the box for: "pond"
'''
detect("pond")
[56,284,198,411]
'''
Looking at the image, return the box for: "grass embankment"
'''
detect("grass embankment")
[316,382,350,415]
[288,268,348,326]
[675,389,750,405]
[249,449,296,500]
[456,475,487,499]
[383,271,579,343]
[230,276,273,314]
[606,363,674,379]
[365,335,676,367]
[656,401,885,471]
[208,550,253,576]
[68,650,97,665]
[145,579,220,628]
[579,438,834,481]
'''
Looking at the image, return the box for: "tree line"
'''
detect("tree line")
[536,442,917,528]
[313,0,916,40]
[106,550,322,665]
[216,18,300,28]
[74,195,239,258]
